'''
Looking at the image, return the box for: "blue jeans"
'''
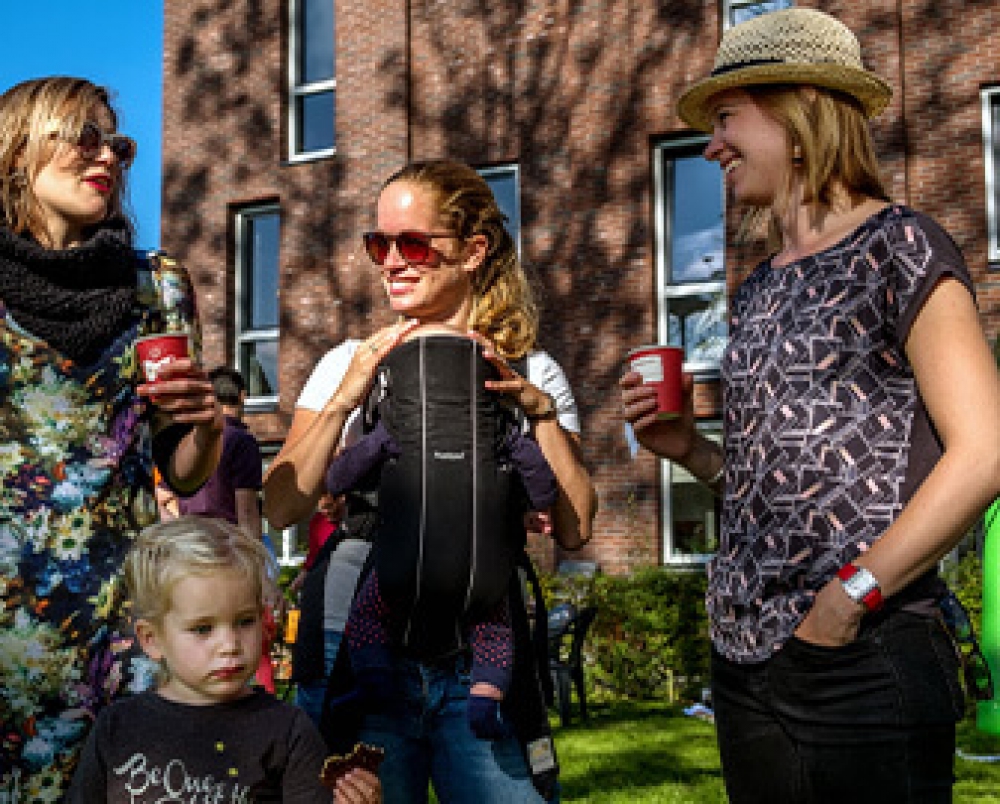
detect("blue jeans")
[712,610,964,804]
[295,630,343,728]
[359,654,545,804]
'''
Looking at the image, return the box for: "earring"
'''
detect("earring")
[792,145,804,165]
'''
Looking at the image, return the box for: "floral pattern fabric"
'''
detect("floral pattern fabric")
[0,253,195,802]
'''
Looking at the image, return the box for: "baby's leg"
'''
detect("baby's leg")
[345,569,395,704]
[467,597,513,739]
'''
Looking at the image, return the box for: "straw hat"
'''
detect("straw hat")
[677,8,892,132]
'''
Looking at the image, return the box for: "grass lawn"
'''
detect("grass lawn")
[551,701,1000,803]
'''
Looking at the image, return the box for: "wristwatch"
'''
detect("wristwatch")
[527,392,558,422]
[836,563,884,613]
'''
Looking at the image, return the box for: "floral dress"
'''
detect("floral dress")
[0,253,197,802]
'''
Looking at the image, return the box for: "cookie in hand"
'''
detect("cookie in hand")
[319,743,386,788]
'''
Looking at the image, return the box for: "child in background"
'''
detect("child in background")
[67,516,380,804]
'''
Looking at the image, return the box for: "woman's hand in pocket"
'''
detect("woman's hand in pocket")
[794,579,865,647]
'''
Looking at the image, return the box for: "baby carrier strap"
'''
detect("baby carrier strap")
[365,334,527,659]
[506,551,560,799]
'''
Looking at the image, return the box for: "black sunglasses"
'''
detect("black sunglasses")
[52,120,137,168]
[939,591,994,702]
[362,230,462,266]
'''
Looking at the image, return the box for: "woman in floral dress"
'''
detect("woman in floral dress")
[0,77,223,801]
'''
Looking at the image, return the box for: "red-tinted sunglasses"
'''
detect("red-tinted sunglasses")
[362,230,462,266]
[49,120,137,168]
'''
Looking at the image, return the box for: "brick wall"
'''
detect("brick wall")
[162,0,1000,574]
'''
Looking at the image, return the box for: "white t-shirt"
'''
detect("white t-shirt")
[297,339,581,448]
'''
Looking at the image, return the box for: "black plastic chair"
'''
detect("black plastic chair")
[547,603,597,725]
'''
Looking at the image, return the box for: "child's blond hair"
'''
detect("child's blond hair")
[124,516,278,625]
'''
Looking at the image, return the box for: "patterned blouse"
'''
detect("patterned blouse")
[0,253,198,802]
[711,205,975,663]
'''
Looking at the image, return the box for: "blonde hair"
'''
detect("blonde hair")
[740,85,889,248]
[382,160,539,360]
[124,517,278,625]
[0,76,134,242]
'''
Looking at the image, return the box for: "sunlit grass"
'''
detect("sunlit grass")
[549,700,1000,803]
[553,701,725,803]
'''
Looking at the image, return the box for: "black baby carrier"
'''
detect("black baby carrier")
[368,333,526,657]
[321,333,559,799]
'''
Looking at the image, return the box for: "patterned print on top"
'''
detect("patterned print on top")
[711,205,974,663]
[0,253,196,802]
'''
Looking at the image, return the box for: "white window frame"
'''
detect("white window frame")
[660,424,722,566]
[287,0,336,162]
[234,204,280,410]
[261,448,305,568]
[653,136,726,376]
[478,164,522,258]
[654,137,725,565]
[723,0,792,29]
[983,87,1000,262]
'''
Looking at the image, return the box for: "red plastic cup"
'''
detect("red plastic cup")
[135,333,191,383]
[626,345,684,420]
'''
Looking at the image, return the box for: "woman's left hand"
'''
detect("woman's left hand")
[793,579,865,647]
[138,357,223,429]
[333,768,381,803]
[470,335,552,419]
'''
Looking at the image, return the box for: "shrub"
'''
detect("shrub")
[943,547,984,636]
[543,567,711,702]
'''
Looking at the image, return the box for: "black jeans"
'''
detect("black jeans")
[712,611,965,804]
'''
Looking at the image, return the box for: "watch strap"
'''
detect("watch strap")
[836,563,884,613]
[527,392,558,422]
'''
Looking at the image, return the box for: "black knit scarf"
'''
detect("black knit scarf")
[0,220,139,365]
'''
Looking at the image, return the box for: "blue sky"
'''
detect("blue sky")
[1,2,164,249]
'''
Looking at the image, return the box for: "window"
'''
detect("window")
[260,448,306,568]
[654,138,725,564]
[662,425,722,565]
[983,88,1000,262]
[723,0,792,29]
[653,138,726,373]
[480,164,521,254]
[288,0,335,159]
[234,205,280,409]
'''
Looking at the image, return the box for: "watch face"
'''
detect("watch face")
[842,568,878,601]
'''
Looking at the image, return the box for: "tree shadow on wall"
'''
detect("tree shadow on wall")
[161,0,995,506]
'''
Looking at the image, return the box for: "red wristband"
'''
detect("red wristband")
[836,563,884,613]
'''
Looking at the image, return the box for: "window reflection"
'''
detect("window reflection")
[300,0,334,83]
[236,205,280,404]
[671,466,720,557]
[297,91,335,153]
[666,291,727,365]
[240,341,278,399]
[671,156,724,283]
[657,142,726,367]
[246,215,280,330]
[481,166,520,250]
[729,0,793,27]
[993,99,1000,242]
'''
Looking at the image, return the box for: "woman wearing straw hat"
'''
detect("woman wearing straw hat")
[622,8,1000,802]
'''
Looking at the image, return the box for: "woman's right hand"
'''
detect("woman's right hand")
[619,370,698,462]
[330,320,419,414]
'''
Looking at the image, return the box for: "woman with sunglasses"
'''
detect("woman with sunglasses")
[0,76,223,799]
[621,9,1000,803]
[264,159,597,802]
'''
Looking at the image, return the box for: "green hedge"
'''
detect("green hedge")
[543,545,989,705]
[542,567,711,703]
